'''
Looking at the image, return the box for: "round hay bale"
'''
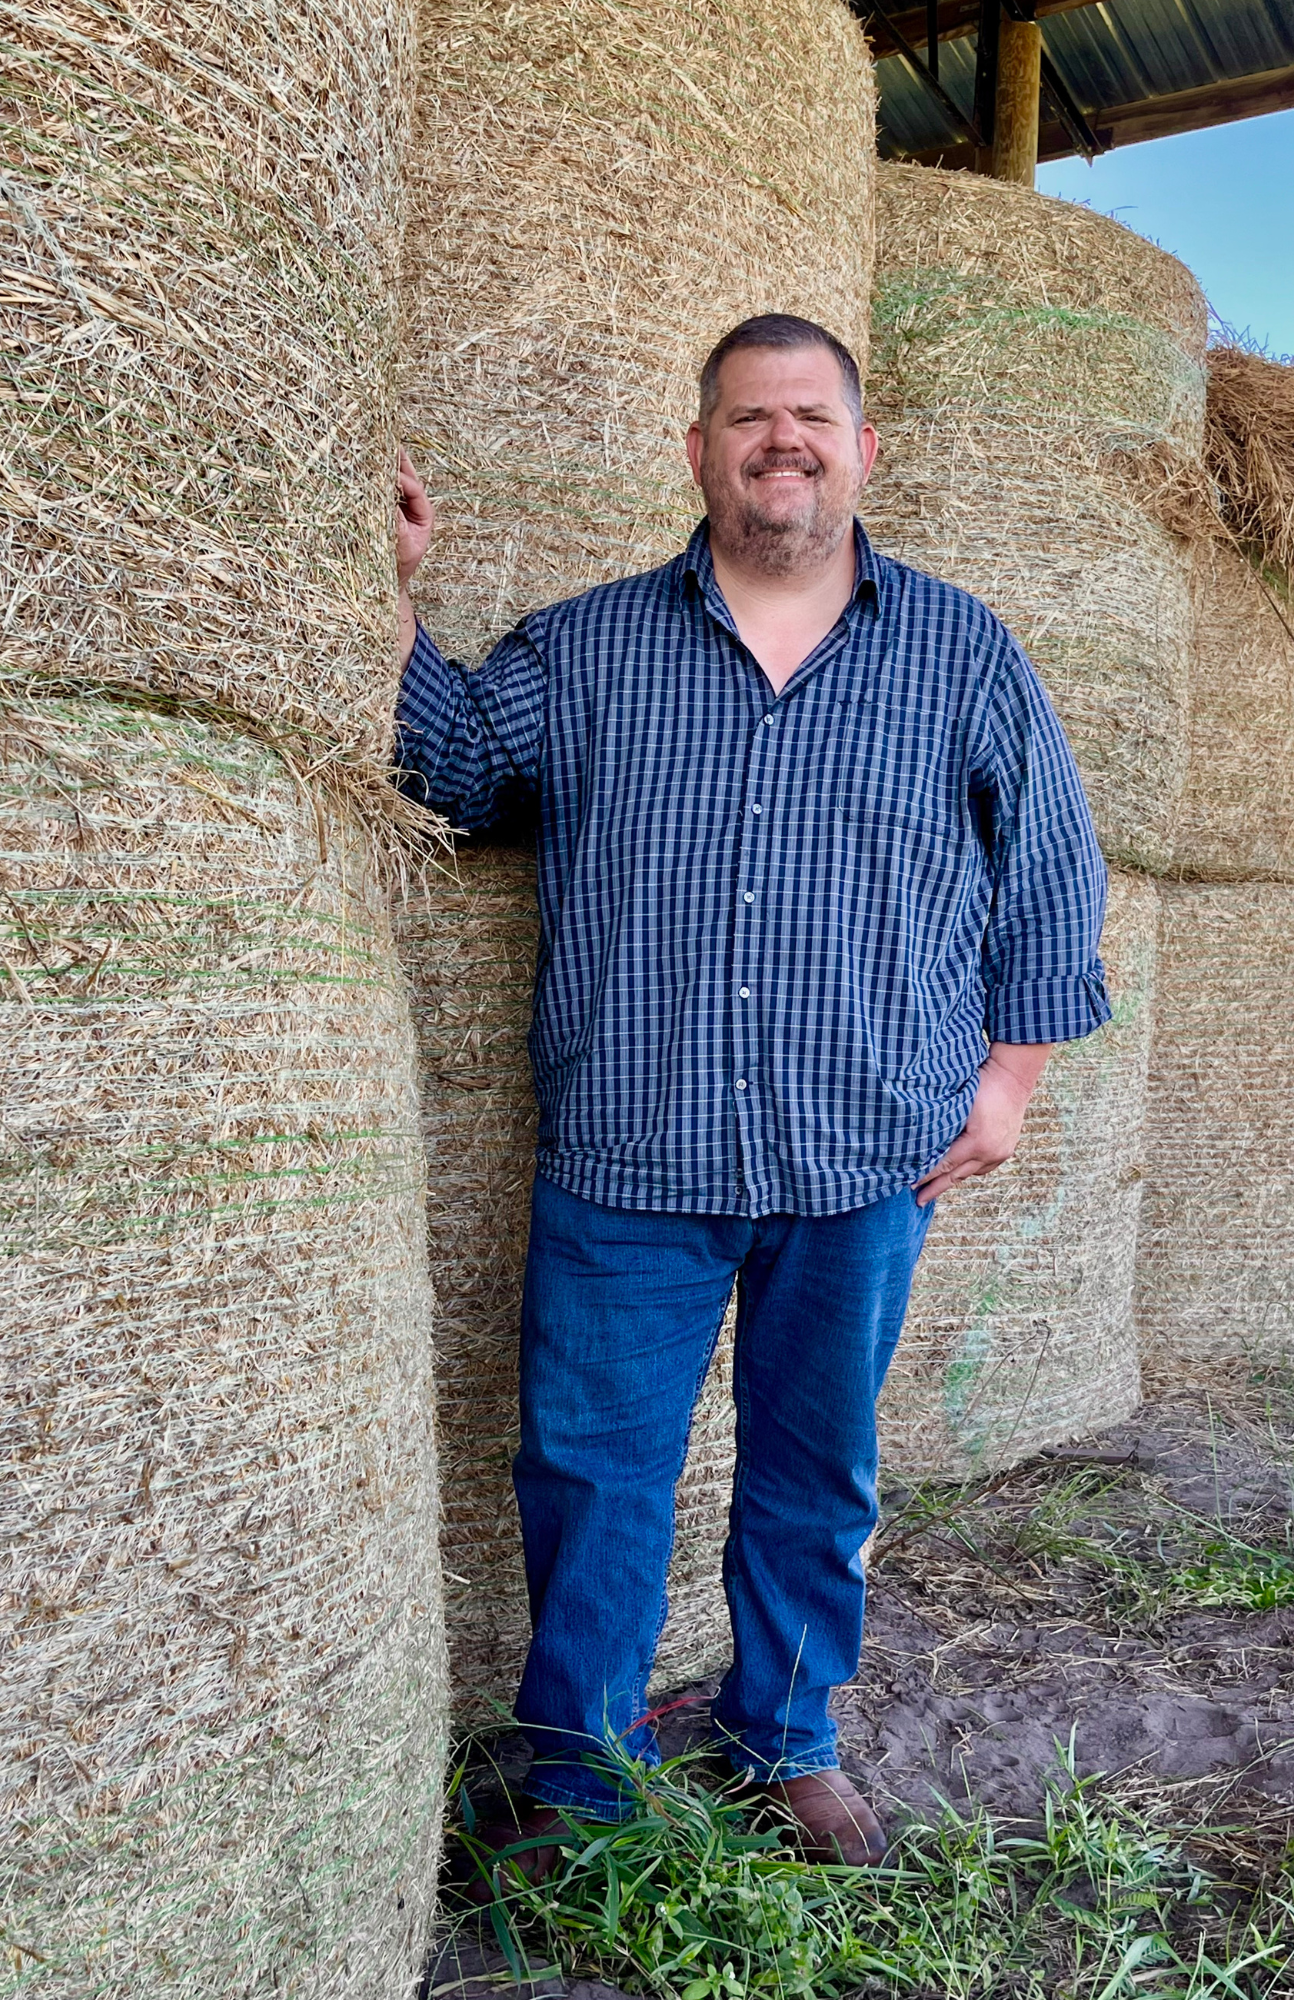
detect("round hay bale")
[1,699,446,1997]
[401,0,876,662]
[2,1,413,786]
[878,870,1156,1482]
[1136,884,1294,1390]
[1173,542,1294,881]
[866,162,1207,875]
[397,850,735,1717]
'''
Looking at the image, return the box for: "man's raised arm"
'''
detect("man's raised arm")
[392,450,545,832]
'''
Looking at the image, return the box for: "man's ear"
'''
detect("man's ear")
[858,421,880,486]
[685,419,705,489]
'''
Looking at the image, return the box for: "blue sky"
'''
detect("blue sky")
[1036,108,1294,357]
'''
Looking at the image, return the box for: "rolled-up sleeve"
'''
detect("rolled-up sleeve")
[972,628,1112,1045]
[394,620,547,832]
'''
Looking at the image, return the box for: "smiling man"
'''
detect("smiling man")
[394,314,1110,1877]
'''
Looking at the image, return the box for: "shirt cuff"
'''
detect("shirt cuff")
[984,968,1112,1045]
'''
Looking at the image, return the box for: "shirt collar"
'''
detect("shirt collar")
[681,517,880,621]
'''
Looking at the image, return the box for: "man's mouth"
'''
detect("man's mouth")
[746,458,821,482]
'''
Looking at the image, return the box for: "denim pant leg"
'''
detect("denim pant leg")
[514,1176,745,1820]
[712,1186,934,1778]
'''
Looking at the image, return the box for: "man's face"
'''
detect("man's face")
[686,344,879,574]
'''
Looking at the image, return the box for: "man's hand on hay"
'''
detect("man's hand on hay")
[914,1043,1052,1207]
[397,449,434,667]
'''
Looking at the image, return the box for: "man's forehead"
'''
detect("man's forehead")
[713,345,846,406]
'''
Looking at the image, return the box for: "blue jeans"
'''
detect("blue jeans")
[512,1175,934,1820]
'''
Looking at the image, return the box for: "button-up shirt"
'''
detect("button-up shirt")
[395,520,1110,1217]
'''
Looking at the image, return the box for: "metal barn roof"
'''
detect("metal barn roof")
[858,0,1294,166]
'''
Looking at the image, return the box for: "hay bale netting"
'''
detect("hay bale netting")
[398,851,736,1718]
[2,0,413,784]
[866,162,1208,874]
[1174,540,1294,880]
[1,701,447,1997]
[878,871,1156,1483]
[401,0,876,659]
[1136,885,1294,1390]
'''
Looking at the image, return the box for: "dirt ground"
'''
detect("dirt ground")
[426,1383,1294,1997]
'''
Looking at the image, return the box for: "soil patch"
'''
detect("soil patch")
[431,1385,1294,1995]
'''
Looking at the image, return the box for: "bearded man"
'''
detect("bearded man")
[393,313,1109,1876]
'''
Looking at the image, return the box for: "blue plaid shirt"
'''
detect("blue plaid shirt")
[396,521,1110,1217]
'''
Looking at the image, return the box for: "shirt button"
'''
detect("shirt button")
[739,986,750,998]
[763,714,774,726]
[743,891,755,903]
[735,1078,748,1090]
[751,803,762,815]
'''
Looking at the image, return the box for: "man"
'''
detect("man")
[394,313,1109,1874]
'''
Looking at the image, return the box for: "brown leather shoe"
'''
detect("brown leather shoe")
[459,1799,576,1905]
[747,1768,887,1866]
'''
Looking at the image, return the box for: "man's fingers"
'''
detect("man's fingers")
[397,449,433,522]
[914,1150,1003,1204]
[915,1135,977,1187]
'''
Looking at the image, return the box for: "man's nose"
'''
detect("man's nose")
[765,407,803,450]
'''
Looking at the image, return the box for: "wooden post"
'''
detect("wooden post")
[993,16,1042,185]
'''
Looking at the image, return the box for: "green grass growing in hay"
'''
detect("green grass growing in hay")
[444,1739,1294,1998]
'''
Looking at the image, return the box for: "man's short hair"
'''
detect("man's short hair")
[698,313,864,428]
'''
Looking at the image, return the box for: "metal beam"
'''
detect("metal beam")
[853,0,985,145]
[972,0,1000,153]
[865,0,1101,61]
[1073,61,1294,152]
[905,60,1294,167]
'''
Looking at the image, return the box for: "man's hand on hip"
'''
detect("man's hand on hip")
[914,1042,1053,1207]
[397,448,433,669]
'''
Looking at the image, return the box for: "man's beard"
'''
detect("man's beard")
[701,451,857,574]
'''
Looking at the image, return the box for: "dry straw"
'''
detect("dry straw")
[879,871,1156,1481]
[866,163,1207,874]
[1,0,415,805]
[398,849,735,1717]
[0,698,447,1997]
[1205,345,1294,576]
[1170,350,1294,881]
[401,0,876,661]
[1136,883,1294,1389]
[399,0,876,1703]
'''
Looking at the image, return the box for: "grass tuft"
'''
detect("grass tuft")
[443,1738,1294,1998]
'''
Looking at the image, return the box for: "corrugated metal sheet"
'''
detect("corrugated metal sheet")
[874,0,1294,157]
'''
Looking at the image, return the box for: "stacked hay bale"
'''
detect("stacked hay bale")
[866,163,1208,1476]
[399,0,876,1707]
[1173,348,1294,882]
[867,163,1207,876]
[881,872,1157,1480]
[1136,349,1294,1388]
[399,852,737,1713]
[2,8,447,1994]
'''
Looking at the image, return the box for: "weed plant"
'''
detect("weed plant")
[444,1740,1294,1998]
